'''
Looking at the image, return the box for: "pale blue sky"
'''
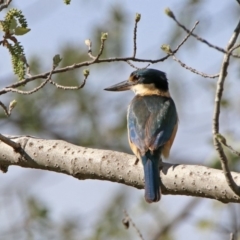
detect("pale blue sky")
[0,1,239,239]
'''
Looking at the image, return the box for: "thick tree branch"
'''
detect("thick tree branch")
[1,136,240,203]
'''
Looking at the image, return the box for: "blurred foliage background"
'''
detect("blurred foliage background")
[1,0,240,239]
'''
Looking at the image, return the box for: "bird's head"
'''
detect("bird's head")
[104,68,169,96]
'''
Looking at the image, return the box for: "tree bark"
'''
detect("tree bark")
[0,135,239,203]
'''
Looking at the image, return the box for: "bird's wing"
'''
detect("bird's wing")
[128,95,177,155]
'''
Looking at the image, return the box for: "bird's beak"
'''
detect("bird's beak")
[104,80,133,91]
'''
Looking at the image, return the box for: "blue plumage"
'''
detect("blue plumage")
[105,68,178,203]
[142,152,161,202]
[128,95,177,202]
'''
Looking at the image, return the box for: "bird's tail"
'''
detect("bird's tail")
[141,151,161,203]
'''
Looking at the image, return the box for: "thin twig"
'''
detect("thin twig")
[0,133,21,151]
[126,61,150,70]
[0,0,12,11]
[25,58,32,77]
[4,66,56,95]
[49,75,88,90]
[86,37,106,61]
[162,21,218,78]
[94,38,106,60]
[152,198,200,240]
[213,18,240,196]
[225,145,240,157]
[0,57,170,96]
[217,134,240,157]
[0,100,17,116]
[88,51,95,60]
[85,39,95,59]
[0,100,9,116]
[230,43,240,52]
[171,14,240,59]
[173,21,199,54]
[132,17,138,57]
[126,60,141,69]
[123,210,144,240]
[171,54,219,78]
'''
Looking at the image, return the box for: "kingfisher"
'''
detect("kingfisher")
[104,68,178,203]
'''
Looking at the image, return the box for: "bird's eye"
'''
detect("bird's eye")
[129,75,138,82]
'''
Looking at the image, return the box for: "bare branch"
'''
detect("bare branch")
[25,59,32,77]
[123,210,144,240]
[171,54,219,78]
[49,74,89,90]
[0,56,168,96]
[173,21,199,53]
[224,145,240,157]
[132,13,141,58]
[133,22,137,57]
[213,18,240,196]
[230,43,240,52]
[126,61,141,69]
[85,35,106,61]
[85,39,95,60]
[95,37,106,60]
[0,100,9,116]
[217,133,240,157]
[126,61,150,70]
[162,21,218,78]
[4,66,55,95]
[0,0,12,11]
[0,99,17,116]
[1,135,240,203]
[0,133,21,152]
[0,20,194,96]
[170,13,240,58]
[152,198,201,240]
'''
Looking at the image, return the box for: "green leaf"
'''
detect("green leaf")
[10,18,17,30]
[215,133,227,145]
[197,219,213,230]
[9,99,17,110]
[53,54,62,67]
[85,39,91,47]
[14,27,31,36]
[0,21,4,31]
[165,8,175,19]
[135,13,141,22]
[83,69,90,77]
[101,32,108,40]
[161,44,172,54]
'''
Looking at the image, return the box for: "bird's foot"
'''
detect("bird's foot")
[134,157,139,165]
